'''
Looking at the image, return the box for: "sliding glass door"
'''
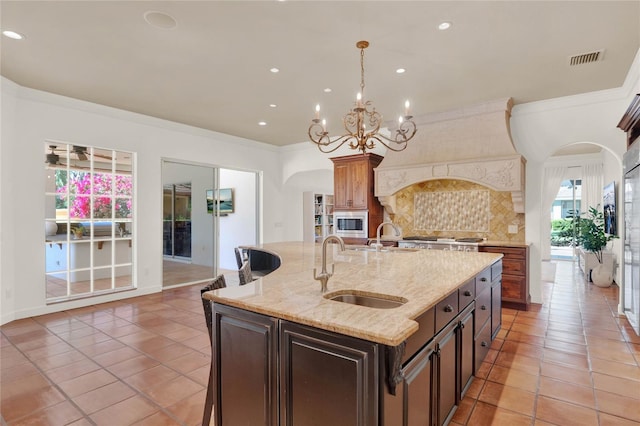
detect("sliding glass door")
[163,183,192,259]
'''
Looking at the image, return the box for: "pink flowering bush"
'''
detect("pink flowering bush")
[57,171,132,219]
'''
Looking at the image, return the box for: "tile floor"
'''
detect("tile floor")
[2,261,640,425]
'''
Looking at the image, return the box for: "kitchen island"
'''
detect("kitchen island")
[203,241,502,426]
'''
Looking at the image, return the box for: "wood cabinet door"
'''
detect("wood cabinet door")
[213,304,279,426]
[279,321,378,426]
[349,159,369,209]
[459,306,475,399]
[334,163,350,209]
[436,321,458,426]
[401,340,435,426]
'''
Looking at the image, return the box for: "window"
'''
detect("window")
[44,143,134,302]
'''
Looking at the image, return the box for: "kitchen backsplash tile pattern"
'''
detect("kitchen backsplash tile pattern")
[414,190,490,232]
[392,179,525,242]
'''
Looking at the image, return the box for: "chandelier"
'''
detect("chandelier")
[309,40,417,154]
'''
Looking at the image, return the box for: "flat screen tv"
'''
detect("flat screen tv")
[603,181,616,236]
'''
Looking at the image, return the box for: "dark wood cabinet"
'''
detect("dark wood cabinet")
[212,259,502,426]
[331,153,384,238]
[480,245,530,310]
[400,339,435,426]
[212,304,279,426]
[435,321,458,426]
[458,304,475,399]
[279,321,378,426]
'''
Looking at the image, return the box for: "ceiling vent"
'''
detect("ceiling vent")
[569,50,604,66]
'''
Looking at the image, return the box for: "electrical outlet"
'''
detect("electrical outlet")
[508,224,518,234]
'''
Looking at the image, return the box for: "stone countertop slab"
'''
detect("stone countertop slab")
[203,241,502,346]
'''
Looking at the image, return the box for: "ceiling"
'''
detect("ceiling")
[2,1,639,147]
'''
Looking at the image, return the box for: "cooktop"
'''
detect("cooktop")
[402,236,484,243]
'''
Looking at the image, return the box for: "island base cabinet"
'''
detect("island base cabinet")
[459,304,475,399]
[396,340,435,426]
[212,304,279,426]
[280,321,379,426]
[435,321,458,426]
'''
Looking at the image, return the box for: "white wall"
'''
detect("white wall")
[511,48,640,306]
[0,77,283,324]
[219,169,257,269]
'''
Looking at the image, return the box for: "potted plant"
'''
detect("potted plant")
[579,206,617,287]
[72,224,85,240]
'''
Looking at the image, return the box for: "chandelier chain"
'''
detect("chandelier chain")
[360,46,366,96]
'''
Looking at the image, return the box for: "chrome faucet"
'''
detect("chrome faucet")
[314,235,345,293]
[371,221,401,251]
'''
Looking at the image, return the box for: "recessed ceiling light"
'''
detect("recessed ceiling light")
[143,11,177,29]
[258,121,267,126]
[324,88,332,93]
[396,68,406,74]
[270,67,280,73]
[438,21,451,30]
[269,104,277,108]
[2,30,25,40]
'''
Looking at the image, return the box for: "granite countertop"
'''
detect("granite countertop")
[203,241,502,346]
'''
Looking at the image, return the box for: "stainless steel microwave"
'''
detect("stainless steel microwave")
[334,210,368,239]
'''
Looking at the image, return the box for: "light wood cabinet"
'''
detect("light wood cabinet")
[331,153,384,238]
[480,245,530,310]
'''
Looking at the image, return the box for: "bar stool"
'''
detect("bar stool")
[200,274,226,426]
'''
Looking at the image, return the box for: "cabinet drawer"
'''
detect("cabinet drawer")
[403,308,435,364]
[435,292,459,332]
[482,246,526,259]
[503,258,526,276]
[474,321,492,373]
[475,287,491,331]
[475,267,491,295]
[502,275,526,301]
[459,279,475,309]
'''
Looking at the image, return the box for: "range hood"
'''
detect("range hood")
[375,98,526,213]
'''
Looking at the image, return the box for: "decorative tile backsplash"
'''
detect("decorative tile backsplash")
[414,190,490,232]
[392,179,525,242]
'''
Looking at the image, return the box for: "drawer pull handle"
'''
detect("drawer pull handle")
[480,277,487,282]
[464,290,472,297]
[481,305,487,310]
[444,305,453,313]
[481,341,488,347]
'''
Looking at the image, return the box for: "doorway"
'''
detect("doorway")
[550,178,582,260]
[161,160,260,288]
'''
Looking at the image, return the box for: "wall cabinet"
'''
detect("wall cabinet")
[331,154,384,239]
[480,245,529,310]
[302,192,334,243]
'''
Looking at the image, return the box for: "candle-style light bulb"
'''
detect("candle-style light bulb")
[398,116,404,124]
[322,119,327,131]
[315,104,320,119]
[404,100,411,116]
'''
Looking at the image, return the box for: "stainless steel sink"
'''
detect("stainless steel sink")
[345,246,418,253]
[346,246,388,252]
[325,292,407,309]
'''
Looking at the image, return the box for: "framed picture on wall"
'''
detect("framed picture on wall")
[206,188,234,215]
